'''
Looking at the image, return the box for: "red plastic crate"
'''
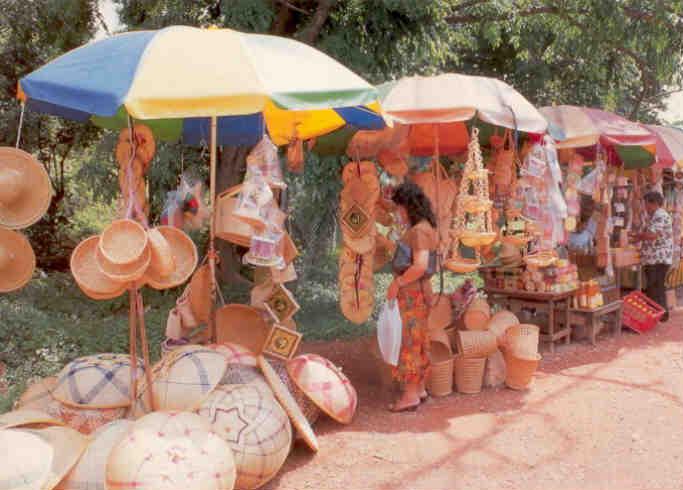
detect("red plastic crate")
[622,291,665,333]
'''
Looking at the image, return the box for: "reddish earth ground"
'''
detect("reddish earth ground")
[265,313,683,490]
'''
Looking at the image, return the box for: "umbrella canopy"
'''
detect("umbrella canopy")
[539,105,656,149]
[18,26,384,146]
[379,74,548,134]
[643,124,683,169]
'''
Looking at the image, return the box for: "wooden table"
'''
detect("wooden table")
[567,300,623,345]
[484,287,576,353]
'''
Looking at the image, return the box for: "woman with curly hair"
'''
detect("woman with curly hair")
[387,182,439,412]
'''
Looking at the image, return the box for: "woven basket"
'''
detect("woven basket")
[453,355,486,394]
[95,240,150,283]
[216,185,254,247]
[504,352,541,390]
[459,230,497,248]
[99,219,148,265]
[107,412,236,490]
[444,256,480,274]
[428,294,453,332]
[504,324,540,358]
[197,384,291,490]
[216,304,271,355]
[71,236,127,298]
[486,310,520,346]
[463,298,491,331]
[427,342,453,397]
[456,330,497,358]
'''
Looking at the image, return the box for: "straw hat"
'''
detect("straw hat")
[52,354,143,409]
[132,345,228,417]
[48,400,127,435]
[216,304,272,355]
[23,425,88,490]
[147,227,175,277]
[287,354,358,424]
[197,383,292,490]
[206,342,258,367]
[0,409,63,430]
[0,429,53,490]
[96,237,151,283]
[145,226,198,290]
[259,355,318,452]
[0,227,36,292]
[0,147,52,229]
[99,220,148,265]
[56,419,133,490]
[219,362,269,390]
[107,412,236,490]
[71,236,126,299]
[188,263,212,323]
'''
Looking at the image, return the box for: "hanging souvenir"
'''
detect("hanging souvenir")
[247,135,286,189]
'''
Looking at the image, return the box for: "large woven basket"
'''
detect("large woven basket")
[453,355,486,394]
[427,342,453,397]
[197,384,291,490]
[504,351,541,390]
[486,310,519,346]
[456,330,498,358]
[107,412,236,490]
[504,324,540,358]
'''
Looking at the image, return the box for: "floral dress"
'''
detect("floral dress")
[391,221,439,386]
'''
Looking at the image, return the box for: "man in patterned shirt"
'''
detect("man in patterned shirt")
[632,191,673,321]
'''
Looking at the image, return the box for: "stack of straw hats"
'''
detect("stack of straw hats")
[338,161,378,324]
[0,147,53,292]
[71,219,198,300]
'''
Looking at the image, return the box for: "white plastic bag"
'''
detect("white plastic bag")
[377,300,402,366]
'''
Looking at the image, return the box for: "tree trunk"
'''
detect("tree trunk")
[215,145,252,287]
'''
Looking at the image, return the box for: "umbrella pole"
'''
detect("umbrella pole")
[208,115,218,344]
[128,288,138,407]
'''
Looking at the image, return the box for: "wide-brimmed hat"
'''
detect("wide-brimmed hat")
[0,408,64,430]
[259,355,318,452]
[99,219,148,266]
[287,353,358,424]
[71,236,127,299]
[216,304,272,355]
[0,429,54,489]
[23,425,88,490]
[145,226,198,290]
[0,227,36,292]
[0,147,52,229]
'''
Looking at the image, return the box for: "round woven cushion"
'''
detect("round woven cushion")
[106,412,236,490]
[198,384,292,490]
[52,353,144,409]
[0,429,53,489]
[56,419,133,490]
[132,345,228,418]
[287,354,358,424]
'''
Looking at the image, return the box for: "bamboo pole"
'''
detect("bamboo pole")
[128,289,138,407]
[136,290,156,411]
[208,115,218,343]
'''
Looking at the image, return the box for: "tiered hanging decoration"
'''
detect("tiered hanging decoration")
[445,128,495,273]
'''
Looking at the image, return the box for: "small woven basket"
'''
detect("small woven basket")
[427,342,453,397]
[504,324,540,358]
[444,256,480,274]
[456,330,497,358]
[99,219,148,265]
[453,355,486,394]
[504,351,541,390]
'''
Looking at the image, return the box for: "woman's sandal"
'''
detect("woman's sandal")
[388,401,420,413]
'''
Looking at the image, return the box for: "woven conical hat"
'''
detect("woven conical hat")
[259,356,318,452]
[99,220,148,266]
[52,354,143,409]
[206,342,258,367]
[95,239,151,283]
[71,236,126,299]
[55,419,133,490]
[106,412,236,490]
[48,400,127,435]
[0,147,52,229]
[197,384,292,490]
[146,226,198,290]
[147,227,175,278]
[0,409,64,429]
[21,426,88,490]
[132,345,228,417]
[0,227,36,292]
[215,304,271,355]
[0,429,53,489]
[287,354,358,424]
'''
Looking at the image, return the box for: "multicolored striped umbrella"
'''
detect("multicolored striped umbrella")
[643,124,683,169]
[18,26,384,146]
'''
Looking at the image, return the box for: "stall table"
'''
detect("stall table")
[484,287,575,353]
[567,300,623,345]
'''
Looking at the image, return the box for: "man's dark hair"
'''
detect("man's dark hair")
[644,191,664,206]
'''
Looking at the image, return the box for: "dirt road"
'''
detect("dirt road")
[267,313,683,490]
